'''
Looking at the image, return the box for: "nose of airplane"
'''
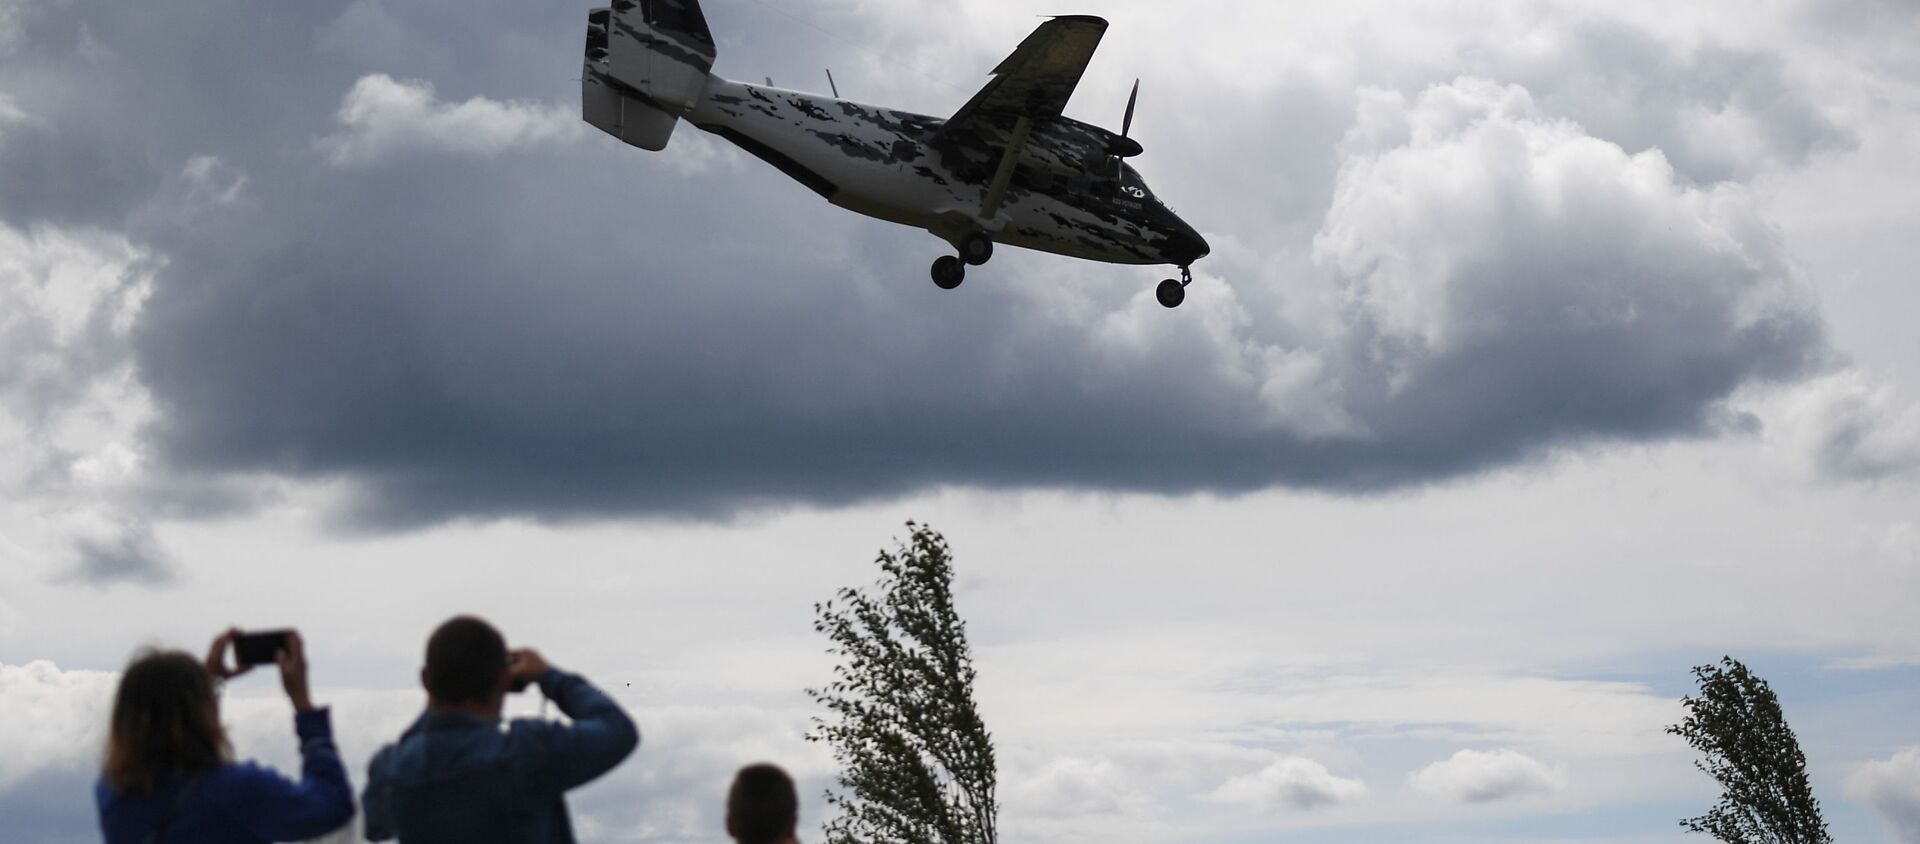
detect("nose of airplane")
[1164,219,1210,266]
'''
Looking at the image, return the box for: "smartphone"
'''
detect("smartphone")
[234,630,293,667]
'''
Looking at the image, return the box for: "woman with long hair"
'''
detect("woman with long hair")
[95,628,355,843]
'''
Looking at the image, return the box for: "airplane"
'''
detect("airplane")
[580,1,1210,307]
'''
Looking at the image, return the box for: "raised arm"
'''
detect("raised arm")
[507,650,640,793]
[230,707,356,840]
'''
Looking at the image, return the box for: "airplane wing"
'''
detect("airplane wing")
[946,15,1108,129]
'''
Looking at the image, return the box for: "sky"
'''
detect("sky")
[2,0,1919,841]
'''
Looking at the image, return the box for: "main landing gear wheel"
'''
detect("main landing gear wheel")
[932,255,966,290]
[960,232,994,266]
[1156,278,1185,308]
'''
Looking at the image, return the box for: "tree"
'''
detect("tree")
[1667,656,1831,844]
[807,522,997,844]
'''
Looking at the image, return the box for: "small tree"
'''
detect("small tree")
[1667,656,1831,844]
[807,522,997,844]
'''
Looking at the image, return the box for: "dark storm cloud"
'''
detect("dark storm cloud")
[1,0,1838,529]
[64,518,171,585]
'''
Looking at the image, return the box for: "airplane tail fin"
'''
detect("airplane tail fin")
[582,0,717,151]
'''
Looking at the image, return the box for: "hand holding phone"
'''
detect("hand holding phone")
[273,630,313,712]
[205,628,251,681]
[209,629,314,711]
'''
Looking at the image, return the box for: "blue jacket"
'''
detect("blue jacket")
[362,669,639,843]
[95,707,355,844]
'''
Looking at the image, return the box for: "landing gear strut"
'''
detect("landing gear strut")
[1156,265,1193,309]
[931,255,965,290]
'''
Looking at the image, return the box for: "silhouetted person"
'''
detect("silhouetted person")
[727,764,799,844]
[95,629,354,843]
[362,615,639,843]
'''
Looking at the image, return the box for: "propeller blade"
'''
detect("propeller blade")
[1122,78,1139,138]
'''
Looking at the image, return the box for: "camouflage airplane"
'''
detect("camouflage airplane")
[581,1,1210,307]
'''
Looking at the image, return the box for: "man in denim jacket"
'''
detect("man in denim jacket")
[363,616,639,843]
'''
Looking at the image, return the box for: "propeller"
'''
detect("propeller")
[1108,79,1144,181]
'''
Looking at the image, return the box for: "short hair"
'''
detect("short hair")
[103,650,231,794]
[727,763,798,844]
[423,616,508,704]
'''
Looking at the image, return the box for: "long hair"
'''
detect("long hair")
[102,650,231,794]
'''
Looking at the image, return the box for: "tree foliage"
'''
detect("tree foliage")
[807,522,997,844]
[1667,656,1831,844]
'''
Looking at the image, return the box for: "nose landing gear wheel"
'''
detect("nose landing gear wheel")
[960,232,994,266]
[932,255,966,290]
[1156,278,1185,308]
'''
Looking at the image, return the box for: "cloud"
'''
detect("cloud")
[0,0,1841,532]
[0,93,25,133]
[1475,19,1852,183]
[0,661,117,791]
[0,219,170,583]
[1847,747,1920,843]
[1207,757,1366,812]
[1408,748,1566,804]
[1316,79,1819,436]
[318,74,584,166]
[134,67,1825,527]
[1005,756,1146,818]
[64,515,171,584]
[1760,370,1920,481]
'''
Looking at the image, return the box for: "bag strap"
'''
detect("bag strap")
[143,771,207,844]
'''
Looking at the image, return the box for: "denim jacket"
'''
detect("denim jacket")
[362,669,639,843]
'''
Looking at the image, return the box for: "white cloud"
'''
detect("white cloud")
[1316,77,1814,393]
[0,661,116,790]
[1005,756,1145,819]
[1207,757,1367,812]
[1848,747,1920,844]
[0,220,168,582]
[318,74,584,166]
[1408,748,1566,804]
[1758,369,1920,481]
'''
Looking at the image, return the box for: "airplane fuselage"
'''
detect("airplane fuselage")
[687,78,1209,268]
